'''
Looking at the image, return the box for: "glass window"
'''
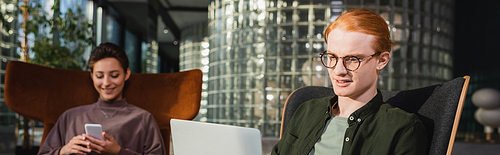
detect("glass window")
[125,30,138,73]
[282,0,294,7]
[233,16,239,29]
[268,0,278,8]
[394,28,404,42]
[433,2,440,15]
[432,34,439,47]
[422,15,431,29]
[141,42,148,73]
[298,0,311,5]
[242,14,251,28]
[364,0,376,5]
[105,15,121,45]
[407,46,416,60]
[380,0,390,6]
[295,75,307,88]
[266,59,277,72]
[254,58,264,74]
[312,41,325,53]
[224,3,231,15]
[297,9,309,22]
[312,0,328,5]
[220,32,227,46]
[421,47,429,61]
[282,58,293,72]
[267,11,278,24]
[313,25,325,39]
[422,32,430,45]
[411,62,418,75]
[433,18,439,31]
[239,46,251,59]
[232,30,240,44]
[242,0,250,11]
[298,25,309,39]
[281,9,294,23]
[280,42,293,56]
[431,49,438,62]
[395,0,404,7]
[313,8,326,22]
[346,0,360,5]
[408,0,417,11]
[410,29,420,43]
[1,60,8,70]
[243,60,252,74]
[297,58,309,72]
[254,28,264,42]
[266,26,278,41]
[281,26,294,40]
[267,43,278,56]
[297,42,310,55]
[281,75,293,88]
[421,0,430,13]
[219,48,227,62]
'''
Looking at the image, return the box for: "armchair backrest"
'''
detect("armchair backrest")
[281,76,470,155]
[4,61,202,153]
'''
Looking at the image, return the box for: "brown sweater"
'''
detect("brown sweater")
[38,98,166,155]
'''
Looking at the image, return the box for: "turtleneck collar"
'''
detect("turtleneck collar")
[97,98,128,107]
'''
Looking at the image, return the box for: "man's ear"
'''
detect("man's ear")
[376,51,391,70]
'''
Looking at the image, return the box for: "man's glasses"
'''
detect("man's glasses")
[319,51,381,71]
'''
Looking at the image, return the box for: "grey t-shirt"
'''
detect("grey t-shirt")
[309,115,349,155]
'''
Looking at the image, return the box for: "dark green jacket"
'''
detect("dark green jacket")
[272,91,428,155]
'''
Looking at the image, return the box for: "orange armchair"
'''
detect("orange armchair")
[4,61,202,153]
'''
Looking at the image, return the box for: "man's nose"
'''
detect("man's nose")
[332,59,347,75]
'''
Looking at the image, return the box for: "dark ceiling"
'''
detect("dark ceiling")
[107,0,211,43]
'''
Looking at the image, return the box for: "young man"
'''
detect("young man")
[271,8,428,155]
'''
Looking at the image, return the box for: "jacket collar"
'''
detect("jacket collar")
[326,89,384,125]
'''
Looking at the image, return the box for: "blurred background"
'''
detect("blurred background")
[0,0,500,154]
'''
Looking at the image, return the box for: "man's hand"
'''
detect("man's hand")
[85,132,121,154]
[59,135,91,155]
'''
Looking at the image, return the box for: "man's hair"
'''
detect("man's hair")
[88,42,129,72]
[324,8,394,53]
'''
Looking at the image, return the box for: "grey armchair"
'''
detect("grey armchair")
[280,76,470,155]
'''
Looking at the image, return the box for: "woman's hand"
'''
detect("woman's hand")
[59,135,91,155]
[85,132,121,154]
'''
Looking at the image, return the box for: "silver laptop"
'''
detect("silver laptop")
[170,119,263,155]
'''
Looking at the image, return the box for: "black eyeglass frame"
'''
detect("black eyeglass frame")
[319,51,381,71]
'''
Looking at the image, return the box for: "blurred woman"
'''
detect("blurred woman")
[38,42,165,155]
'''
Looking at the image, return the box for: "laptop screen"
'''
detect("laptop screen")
[170,119,263,155]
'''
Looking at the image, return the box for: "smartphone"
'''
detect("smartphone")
[84,124,104,141]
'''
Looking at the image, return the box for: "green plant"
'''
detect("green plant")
[22,0,94,70]
[16,0,95,149]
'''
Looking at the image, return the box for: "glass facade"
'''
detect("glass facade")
[179,22,210,121]
[0,0,18,126]
[0,0,19,153]
[207,0,454,137]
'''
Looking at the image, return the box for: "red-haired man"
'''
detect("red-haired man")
[271,8,428,155]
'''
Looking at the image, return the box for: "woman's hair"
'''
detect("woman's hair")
[88,42,129,72]
[324,8,394,53]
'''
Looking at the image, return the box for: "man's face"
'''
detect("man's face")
[326,28,384,100]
